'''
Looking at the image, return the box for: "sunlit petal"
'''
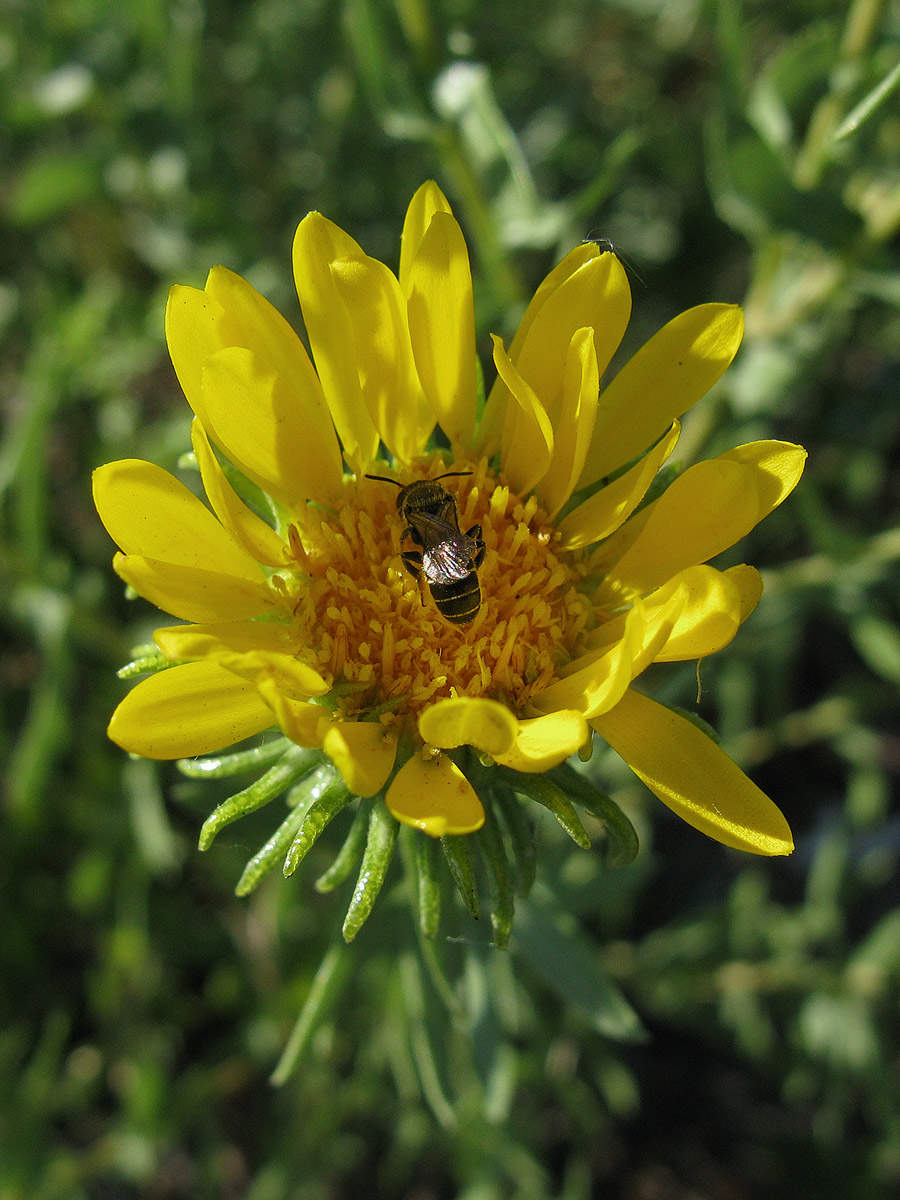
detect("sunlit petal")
[535,327,599,518]
[399,180,453,293]
[491,335,553,495]
[386,752,485,836]
[418,696,518,756]
[322,721,399,797]
[580,303,744,488]
[494,711,590,772]
[113,554,274,623]
[108,662,274,759]
[593,688,794,855]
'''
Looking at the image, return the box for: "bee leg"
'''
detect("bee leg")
[466,524,486,568]
[400,550,423,579]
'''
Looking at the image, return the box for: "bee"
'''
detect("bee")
[367,472,486,625]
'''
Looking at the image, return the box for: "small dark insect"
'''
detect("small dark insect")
[367,472,486,625]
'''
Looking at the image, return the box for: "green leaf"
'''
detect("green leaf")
[235,802,312,897]
[315,802,370,893]
[513,896,646,1042]
[177,737,293,779]
[342,802,399,942]
[494,786,537,897]
[270,941,351,1086]
[477,805,514,949]
[283,778,353,876]
[497,768,591,849]
[441,834,480,920]
[551,763,639,868]
[198,745,322,850]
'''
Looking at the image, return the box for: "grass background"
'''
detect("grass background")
[3,0,900,1196]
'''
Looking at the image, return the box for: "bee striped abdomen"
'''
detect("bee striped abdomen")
[430,575,482,625]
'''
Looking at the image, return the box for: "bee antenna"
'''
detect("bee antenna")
[366,474,402,488]
[434,471,472,481]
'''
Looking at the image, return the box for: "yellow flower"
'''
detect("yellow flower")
[94,181,805,855]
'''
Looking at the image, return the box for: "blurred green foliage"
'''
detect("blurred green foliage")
[2,0,900,1196]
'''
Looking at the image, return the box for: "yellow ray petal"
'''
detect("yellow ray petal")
[165,283,226,419]
[201,347,342,509]
[579,303,744,488]
[531,608,641,719]
[322,722,399,797]
[216,650,329,699]
[418,696,518,756]
[108,661,274,758]
[476,242,603,458]
[113,554,275,623]
[407,211,477,451]
[257,676,330,747]
[386,751,485,836]
[494,711,590,772]
[292,211,380,465]
[728,563,765,623]
[592,688,794,855]
[513,251,631,426]
[154,620,296,661]
[599,443,805,601]
[652,565,761,662]
[534,327,599,518]
[329,254,433,463]
[399,180,452,292]
[491,335,553,495]
[93,459,264,580]
[558,422,680,550]
[190,421,287,568]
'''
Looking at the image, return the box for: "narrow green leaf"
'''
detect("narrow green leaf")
[270,941,351,1086]
[198,745,323,850]
[283,779,353,876]
[400,826,442,938]
[235,802,311,896]
[477,805,514,949]
[441,834,480,919]
[498,768,591,849]
[118,651,171,679]
[513,896,646,1042]
[494,786,537,897]
[342,802,399,942]
[178,736,293,779]
[314,802,370,892]
[398,952,458,1129]
[834,59,900,141]
[551,763,640,868]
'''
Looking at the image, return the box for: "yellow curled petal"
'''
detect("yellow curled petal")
[257,676,330,747]
[535,327,599,518]
[330,254,433,463]
[399,180,453,293]
[217,650,329,699]
[513,251,631,425]
[322,722,399,797]
[201,346,342,509]
[93,459,264,581]
[651,566,746,662]
[491,335,553,495]
[418,696,517,757]
[531,607,641,719]
[386,751,485,837]
[476,242,603,458]
[580,303,744,488]
[113,554,275,623]
[592,688,794,855]
[154,620,296,661]
[292,211,380,465]
[727,563,764,623]
[108,661,274,758]
[717,441,807,514]
[407,211,477,451]
[494,711,589,773]
[559,422,680,550]
[190,421,286,568]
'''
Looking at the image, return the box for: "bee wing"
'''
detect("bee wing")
[423,533,476,584]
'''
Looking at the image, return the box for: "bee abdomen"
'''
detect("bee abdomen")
[430,576,481,625]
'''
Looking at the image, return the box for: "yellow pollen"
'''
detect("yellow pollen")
[284,457,598,725]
